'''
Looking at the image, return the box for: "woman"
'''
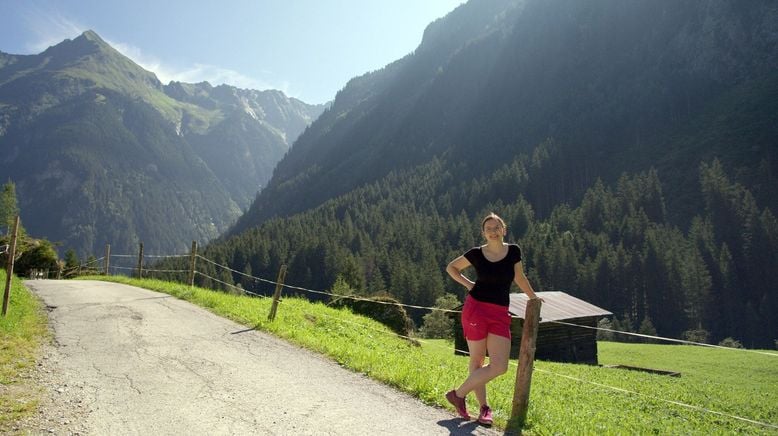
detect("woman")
[444,212,539,425]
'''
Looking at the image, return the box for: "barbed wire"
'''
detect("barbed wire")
[106,265,188,275]
[143,254,189,259]
[549,320,778,357]
[195,254,778,355]
[85,256,105,264]
[196,254,470,314]
[52,250,778,430]
[73,251,778,356]
[194,270,269,300]
[60,256,106,274]
[303,303,778,431]
[532,367,778,430]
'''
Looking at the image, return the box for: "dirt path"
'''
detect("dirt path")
[23,280,499,435]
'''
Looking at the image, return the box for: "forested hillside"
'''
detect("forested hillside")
[233,0,777,230]
[0,31,325,256]
[201,0,777,348]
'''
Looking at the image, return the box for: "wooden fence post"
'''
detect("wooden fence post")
[509,297,543,430]
[188,241,197,287]
[2,215,20,317]
[136,242,144,279]
[104,244,111,275]
[267,264,287,321]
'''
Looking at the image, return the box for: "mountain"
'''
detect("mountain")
[0,30,326,256]
[234,0,777,230]
[207,0,778,347]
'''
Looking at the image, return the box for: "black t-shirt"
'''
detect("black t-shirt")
[464,244,522,307]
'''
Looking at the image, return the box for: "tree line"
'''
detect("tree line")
[6,139,774,349]
[0,181,61,276]
[187,146,776,349]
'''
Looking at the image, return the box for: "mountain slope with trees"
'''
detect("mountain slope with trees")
[0,31,326,256]
[204,0,777,348]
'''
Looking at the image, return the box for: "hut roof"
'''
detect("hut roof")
[508,291,612,323]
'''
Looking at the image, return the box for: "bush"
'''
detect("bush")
[1,237,59,278]
[718,337,742,348]
[682,329,710,344]
[597,317,614,341]
[610,315,636,343]
[638,316,658,344]
[329,293,414,337]
[418,294,460,339]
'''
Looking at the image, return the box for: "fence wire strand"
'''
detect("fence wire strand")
[76,250,778,356]
[532,367,778,430]
[549,320,778,357]
[194,270,269,300]
[301,302,778,431]
[196,254,485,315]
[57,249,777,430]
[195,254,778,355]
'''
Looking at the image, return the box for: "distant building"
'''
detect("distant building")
[451,291,612,364]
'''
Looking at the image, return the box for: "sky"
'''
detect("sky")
[0,0,465,104]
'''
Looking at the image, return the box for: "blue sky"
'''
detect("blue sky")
[0,0,465,104]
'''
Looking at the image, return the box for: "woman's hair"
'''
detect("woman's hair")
[481,212,506,230]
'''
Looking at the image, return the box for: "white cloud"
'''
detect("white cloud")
[17,5,295,96]
[109,40,292,95]
[23,9,84,53]
[167,63,278,91]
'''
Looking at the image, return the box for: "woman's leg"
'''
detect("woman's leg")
[456,333,511,398]
[465,338,487,406]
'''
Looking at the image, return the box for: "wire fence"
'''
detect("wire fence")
[50,247,778,431]
[192,253,778,355]
[189,264,778,431]
[56,248,778,356]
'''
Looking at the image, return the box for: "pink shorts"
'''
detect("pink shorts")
[461,295,511,340]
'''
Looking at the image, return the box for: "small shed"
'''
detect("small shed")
[451,291,612,365]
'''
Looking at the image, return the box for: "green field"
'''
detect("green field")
[9,275,778,434]
[0,271,48,431]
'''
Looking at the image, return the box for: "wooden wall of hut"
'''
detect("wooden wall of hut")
[452,316,602,365]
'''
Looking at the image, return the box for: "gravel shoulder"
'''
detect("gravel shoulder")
[20,280,499,435]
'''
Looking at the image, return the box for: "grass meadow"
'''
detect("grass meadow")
[7,274,778,434]
[0,271,49,431]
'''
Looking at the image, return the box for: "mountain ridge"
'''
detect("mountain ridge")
[207,0,778,348]
[0,30,326,256]
[233,0,777,233]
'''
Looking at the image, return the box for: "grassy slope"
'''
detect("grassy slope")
[0,271,48,431]
[4,273,775,433]
[79,276,777,434]
[51,41,224,132]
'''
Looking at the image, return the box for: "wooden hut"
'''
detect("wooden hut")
[451,291,612,365]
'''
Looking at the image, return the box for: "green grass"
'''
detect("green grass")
[0,270,49,430]
[56,58,224,134]
[53,276,778,433]
[12,276,778,435]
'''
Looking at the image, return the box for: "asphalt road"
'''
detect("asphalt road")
[26,280,500,435]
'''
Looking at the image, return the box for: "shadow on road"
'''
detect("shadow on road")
[437,417,505,435]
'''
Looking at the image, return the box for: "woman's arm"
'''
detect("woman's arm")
[446,255,474,291]
[514,261,540,299]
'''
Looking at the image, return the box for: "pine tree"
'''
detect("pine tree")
[418,293,460,339]
[681,245,712,329]
[0,181,24,237]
